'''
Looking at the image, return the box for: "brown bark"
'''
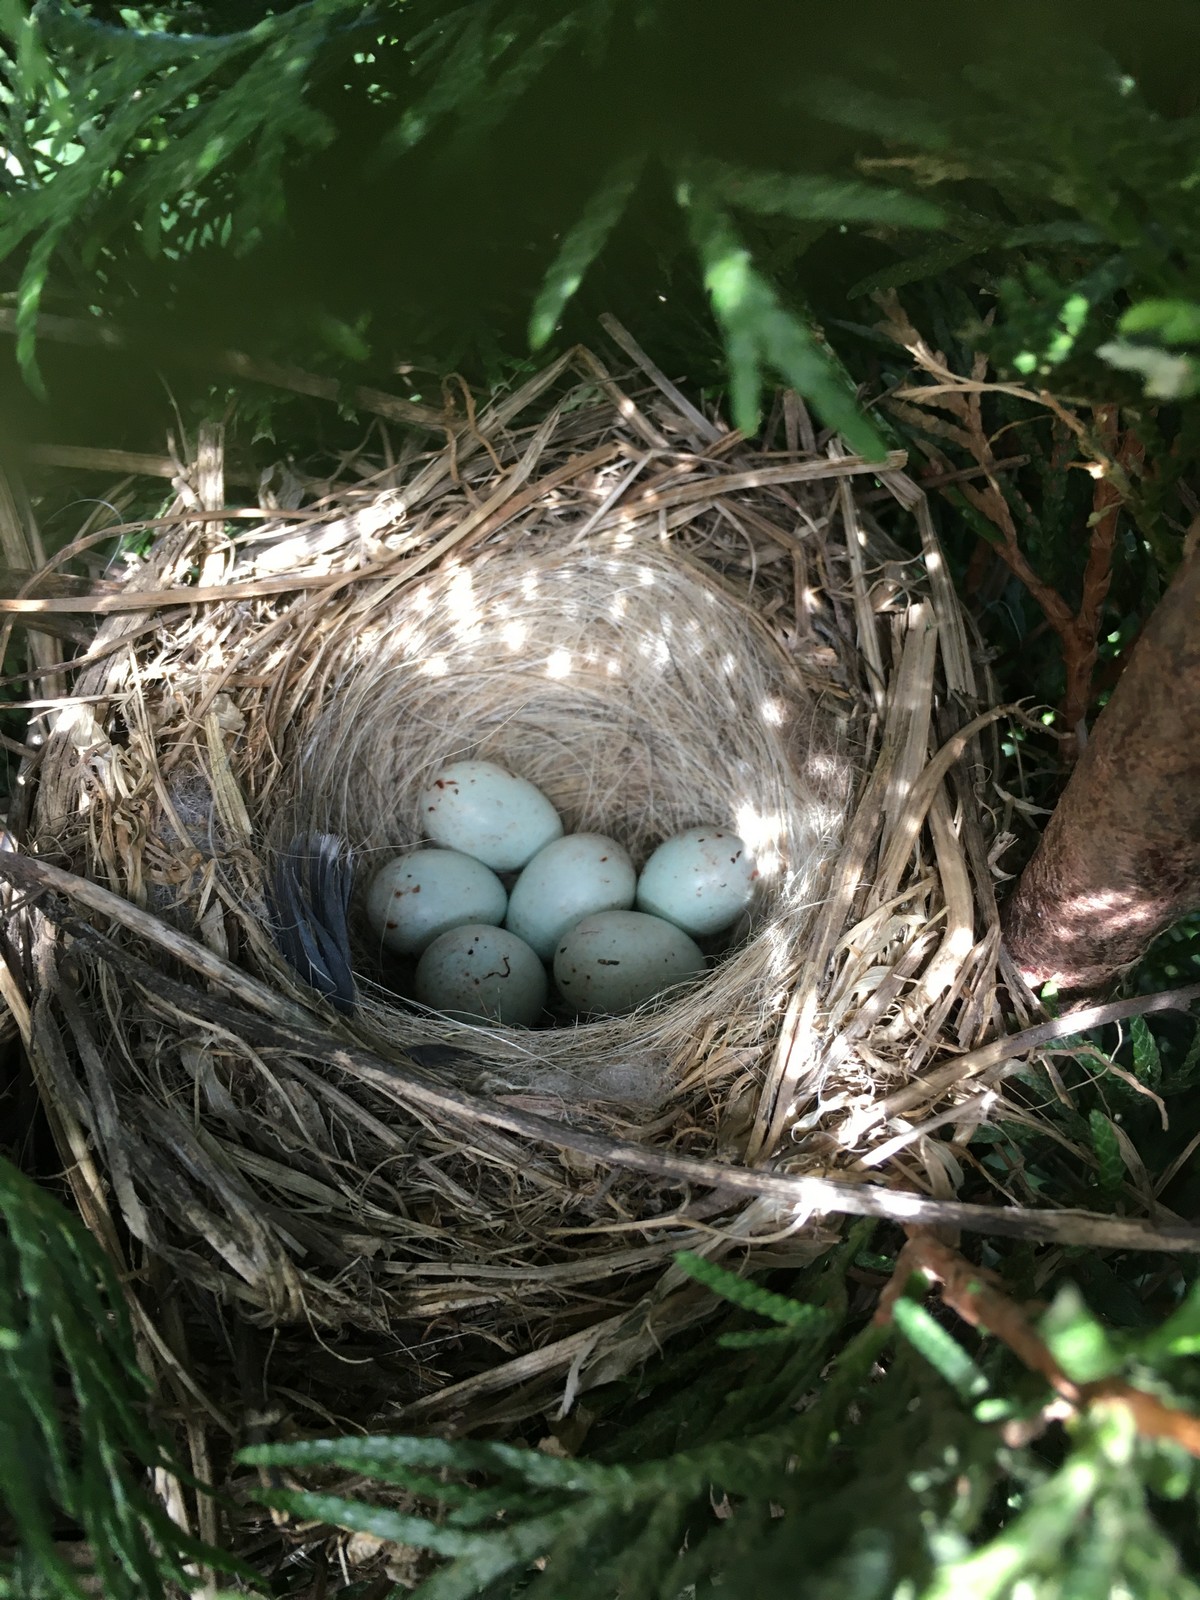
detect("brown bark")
[1004,544,1200,989]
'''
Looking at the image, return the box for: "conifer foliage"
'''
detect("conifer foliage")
[0,1157,243,1599]
[240,1238,1200,1598]
[4,2,1195,444]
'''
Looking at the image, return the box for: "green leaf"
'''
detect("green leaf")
[1130,1016,1163,1089]
[251,1487,487,1557]
[999,220,1108,248]
[0,1157,247,1598]
[253,1488,616,1600]
[674,1251,831,1331]
[1169,1022,1200,1090]
[238,1432,611,1493]
[1119,298,1200,345]
[920,1419,1110,1600]
[849,238,986,299]
[387,5,588,162]
[678,179,888,457]
[529,154,646,348]
[1089,1110,1126,1194]
[1040,1285,1121,1382]
[701,159,945,229]
[891,1298,989,1401]
[1096,340,1200,400]
[802,77,952,150]
[1140,1280,1200,1360]
[717,1327,812,1350]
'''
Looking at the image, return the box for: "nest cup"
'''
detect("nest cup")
[17,342,998,1434]
[278,534,842,1089]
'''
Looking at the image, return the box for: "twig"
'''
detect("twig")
[599,313,725,445]
[875,294,1141,751]
[877,1228,1200,1456]
[918,455,1029,490]
[24,442,260,488]
[854,979,1200,1131]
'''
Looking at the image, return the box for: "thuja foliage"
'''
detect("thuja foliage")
[0,1155,244,1600]
[2,2,1198,449]
[240,1232,1200,1599]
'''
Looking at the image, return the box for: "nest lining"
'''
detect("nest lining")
[263,533,845,1094]
[15,341,1004,1429]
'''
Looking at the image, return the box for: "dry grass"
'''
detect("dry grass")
[8,335,1012,1454]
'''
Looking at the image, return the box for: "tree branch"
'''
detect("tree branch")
[878,1228,1200,1456]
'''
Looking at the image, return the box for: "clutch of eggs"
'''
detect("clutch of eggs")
[365,758,759,1025]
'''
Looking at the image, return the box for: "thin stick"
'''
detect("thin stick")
[24,443,261,489]
[599,314,725,444]
[0,852,307,1023]
[0,569,380,614]
[865,981,1200,1129]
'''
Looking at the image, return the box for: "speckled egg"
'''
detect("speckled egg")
[366,849,508,956]
[415,924,548,1027]
[636,827,757,938]
[419,760,563,872]
[505,833,637,960]
[553,910,705,1017]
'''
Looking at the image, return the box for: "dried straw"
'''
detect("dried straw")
[11,334,1013,1433]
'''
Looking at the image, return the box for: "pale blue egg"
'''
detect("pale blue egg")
[636,827,757,938]
[415,924,548,1027]
[366,848,508,956]
[506,834,636,960]
[419,760,562,872]
[553,910,705,1016]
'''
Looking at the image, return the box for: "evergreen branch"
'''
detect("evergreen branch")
[717,1326,809,1350]
[890,1297,990,1402]
[1090,1109,1126,1193]
[877,1228,1200,1458]
[0,0,365,385]
[436,5,585,153]
[674,1249,832,1331]
[382,0,592,158]
[920,1416,1118,1600]
[1140,1280,1200,1361]
[241,1292,885,1596]
[700,157,946,229]
[678,172,889,457]
[0,1157,246,1599]
[529,154,646,348]
[802,74,954,150]
[1130,1015,1164,1088]
[30,0,361,58]
[239,1432,618,1492]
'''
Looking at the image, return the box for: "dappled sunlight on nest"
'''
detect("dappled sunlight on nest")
[17,338,1003,1429]
[262,537,840,1101]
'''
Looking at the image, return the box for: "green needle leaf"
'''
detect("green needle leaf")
[529,155,646,348]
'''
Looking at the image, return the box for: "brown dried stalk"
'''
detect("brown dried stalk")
[877,1228,1200,1456]
[876,294,1139,753]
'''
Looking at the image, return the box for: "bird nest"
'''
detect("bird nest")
[12,336,1005,1430]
